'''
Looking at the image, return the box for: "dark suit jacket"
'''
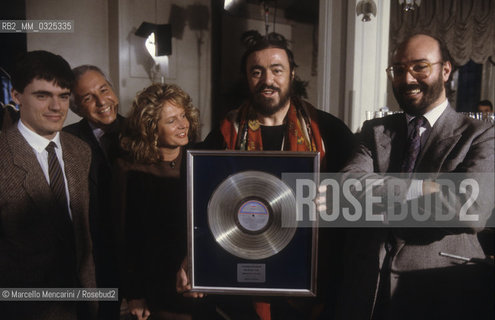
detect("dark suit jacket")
[337,106,494,320]
[0,125,97,320]
[63,116,123,289]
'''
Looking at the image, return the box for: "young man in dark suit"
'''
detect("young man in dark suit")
[338,34,494,320]
[63,65,123,320]
[0,51,97,319]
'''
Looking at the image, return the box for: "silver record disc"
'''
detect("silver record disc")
[208,170,297,260]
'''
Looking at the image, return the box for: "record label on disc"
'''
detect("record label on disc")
[207,170,297,260]
[237,200,270,232]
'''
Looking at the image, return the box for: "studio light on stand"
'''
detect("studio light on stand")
[145,32,168,83]
[135,22,172,83]
[223,0,246,16]
[224,0,242,11]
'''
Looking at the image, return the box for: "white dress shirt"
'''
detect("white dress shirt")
[88,121,105,146]
[405,99,449,200]
[18,120,72,219]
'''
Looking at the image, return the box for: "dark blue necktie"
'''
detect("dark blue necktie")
[401,116,426,173]
[373,116,427,320]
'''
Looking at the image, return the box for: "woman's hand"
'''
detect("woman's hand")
[128,298,151,320]
[176,257,205,298]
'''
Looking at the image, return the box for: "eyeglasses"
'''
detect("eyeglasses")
[386,61,443,80]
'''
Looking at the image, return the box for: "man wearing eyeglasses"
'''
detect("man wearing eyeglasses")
[336,34,494,320]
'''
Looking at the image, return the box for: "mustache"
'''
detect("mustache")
[398,84,424,92]
[255,85,280,94]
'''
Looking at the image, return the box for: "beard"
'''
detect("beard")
[393,72,445,116]
[251,83,292,117]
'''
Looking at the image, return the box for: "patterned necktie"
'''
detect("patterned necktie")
[373,116,427,319]
[401,116,426,173]
[46,142,76,284]
[46,141,69,214]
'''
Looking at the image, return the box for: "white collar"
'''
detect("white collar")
[405,99,449,127]
[17,120,61,153]
[88,121,105,143]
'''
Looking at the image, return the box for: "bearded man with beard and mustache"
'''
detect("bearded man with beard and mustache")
[392,64,446,117]
[176,31,356,320]
[202,31,354,170]
[336,34,494,320]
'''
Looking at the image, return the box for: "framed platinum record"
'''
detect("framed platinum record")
[186,150,319,296]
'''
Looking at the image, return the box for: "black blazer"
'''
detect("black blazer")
[63,116,124,289]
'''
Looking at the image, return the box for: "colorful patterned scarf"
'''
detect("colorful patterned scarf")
[220,98,325,163]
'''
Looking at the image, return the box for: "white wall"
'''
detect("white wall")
[25,0,212,138]
[318,0,347,119]
[117,0,212,138]
[318,0,390,132]
[345,0,390,132]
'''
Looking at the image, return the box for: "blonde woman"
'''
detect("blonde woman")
[118,83,204,320]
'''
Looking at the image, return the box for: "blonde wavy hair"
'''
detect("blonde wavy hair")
[121,83,200,163]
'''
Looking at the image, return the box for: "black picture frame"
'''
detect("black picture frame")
[187,150,319,296]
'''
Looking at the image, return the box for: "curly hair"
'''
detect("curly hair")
[121,83,200,163]
[238,30,308,99]
[240,31,297,75]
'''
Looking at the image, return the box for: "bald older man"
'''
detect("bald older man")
[337,34,494,320]
[64,65,124,320]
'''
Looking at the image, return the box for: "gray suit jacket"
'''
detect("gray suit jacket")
[0,125,97,319]
[336,106,494,320]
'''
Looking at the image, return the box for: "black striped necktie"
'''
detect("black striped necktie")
[401,116,427,174]
[46,141,69,215]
